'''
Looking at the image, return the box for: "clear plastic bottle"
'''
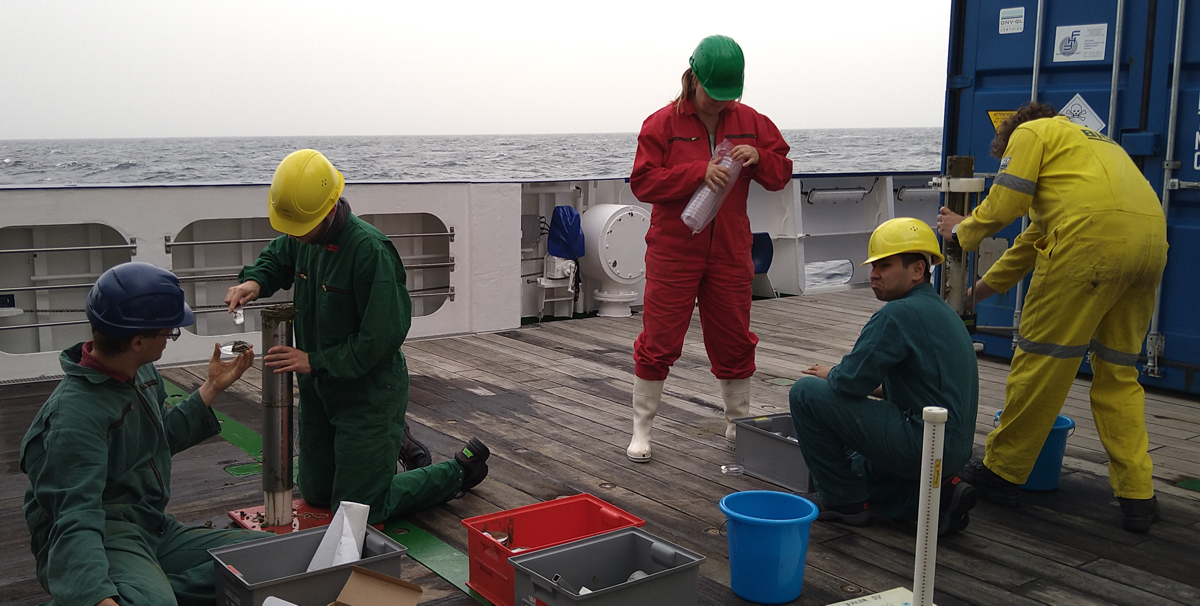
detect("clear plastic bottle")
[681,139,743,234]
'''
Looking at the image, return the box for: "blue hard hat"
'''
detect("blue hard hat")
[86,262,194,338]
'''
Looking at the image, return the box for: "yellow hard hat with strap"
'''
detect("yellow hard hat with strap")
[268,149,345,236]
[862,217,945,266]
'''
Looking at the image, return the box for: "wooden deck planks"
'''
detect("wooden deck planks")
[1,288,1198,605]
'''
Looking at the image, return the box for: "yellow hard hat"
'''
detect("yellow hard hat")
[268,149,345,236]
[862,217,945,266]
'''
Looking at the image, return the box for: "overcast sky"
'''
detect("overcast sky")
[1,1,952,139]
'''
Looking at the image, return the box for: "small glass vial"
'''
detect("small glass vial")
[720,465,744,476]
[233,308,245,325]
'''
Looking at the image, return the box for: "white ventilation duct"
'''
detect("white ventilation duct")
[579,204,651,317]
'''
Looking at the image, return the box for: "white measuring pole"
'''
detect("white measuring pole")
[913,406,948,606]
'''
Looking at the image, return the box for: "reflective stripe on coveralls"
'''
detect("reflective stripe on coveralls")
[241,211,464,525]
[957,116,1168,498]
[630,99,793,381]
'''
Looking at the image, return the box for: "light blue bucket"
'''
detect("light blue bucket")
[718,490,818,604]
[994,411,1076,491]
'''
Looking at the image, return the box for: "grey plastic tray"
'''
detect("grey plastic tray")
[209,524,406,606]
[733,413,814,493]
[510,527,704,606]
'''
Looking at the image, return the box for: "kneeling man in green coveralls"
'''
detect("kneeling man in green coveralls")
[225,149,489,526]
[21,262,266,606]
[789,218,980,535]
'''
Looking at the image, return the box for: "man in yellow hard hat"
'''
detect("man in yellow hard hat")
[789,218,980,535]
[937,102,1168,532]
[225,149,489,525]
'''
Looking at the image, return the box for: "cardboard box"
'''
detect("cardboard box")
[328,566,422,606]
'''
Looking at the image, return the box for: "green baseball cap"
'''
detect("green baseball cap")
[689,35,745,101]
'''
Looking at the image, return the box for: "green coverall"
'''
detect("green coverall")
[20,345,267,606]
[240,212,464,525]
[789,283,979,519]
[957,116,1167,498]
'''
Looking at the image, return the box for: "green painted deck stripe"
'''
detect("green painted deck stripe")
[225,458,300,484]
[383,519,490,605]
[224,462,264,477]
[162,379,263,465]
[212,409,264,463]
[162,378,482,601]
[1178,478,1200,493]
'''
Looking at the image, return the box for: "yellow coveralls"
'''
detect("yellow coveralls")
[957,116,1167,499]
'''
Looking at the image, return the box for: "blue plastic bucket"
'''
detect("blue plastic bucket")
[994,411,1075,491]
[718,490,817,604]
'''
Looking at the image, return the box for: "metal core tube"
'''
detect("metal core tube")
[261,303,297,527]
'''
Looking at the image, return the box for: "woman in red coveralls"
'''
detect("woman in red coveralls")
[626,35,793,462]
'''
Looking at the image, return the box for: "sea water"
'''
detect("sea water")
[0,128,940,186]
[0,128,941,288]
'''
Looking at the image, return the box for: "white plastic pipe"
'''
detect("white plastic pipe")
[912,406,948,606]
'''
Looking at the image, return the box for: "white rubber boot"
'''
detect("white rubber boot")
[626,377,665,463]
[720,378,751,442]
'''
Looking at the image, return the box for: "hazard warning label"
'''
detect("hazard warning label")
[988,110,1017,132]
[1061,94,1106,132]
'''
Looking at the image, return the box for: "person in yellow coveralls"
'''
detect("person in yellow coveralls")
[936,102,1168,532]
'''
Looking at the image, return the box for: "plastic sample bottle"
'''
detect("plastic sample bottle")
[681,139,743,234]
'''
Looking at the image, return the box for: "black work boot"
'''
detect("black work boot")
[813,498,871,527]
[938,476,979,536]
[455,437,490,494]
[399,424,432,471]
[955,460,1020,507]
[1118,496,1160,533]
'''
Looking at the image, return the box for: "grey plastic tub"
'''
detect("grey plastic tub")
[510,527,704,606]
[733,414,814,494]
[209,525,406,606]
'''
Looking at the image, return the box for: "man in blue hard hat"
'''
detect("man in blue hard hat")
[20,262,264,606]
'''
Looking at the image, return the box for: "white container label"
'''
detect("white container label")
[1194,94,1200,170]
[1054,24,1108,62]
[999,7,1025,34]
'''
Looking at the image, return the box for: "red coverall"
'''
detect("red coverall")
[630,99,792,381]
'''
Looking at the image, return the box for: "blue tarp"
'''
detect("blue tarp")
[547,205,585,259]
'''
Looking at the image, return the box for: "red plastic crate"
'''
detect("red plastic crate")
[461,493,644,606]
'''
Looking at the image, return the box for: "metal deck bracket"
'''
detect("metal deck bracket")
[929,176,986,192]
[1145,332,1165,378]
